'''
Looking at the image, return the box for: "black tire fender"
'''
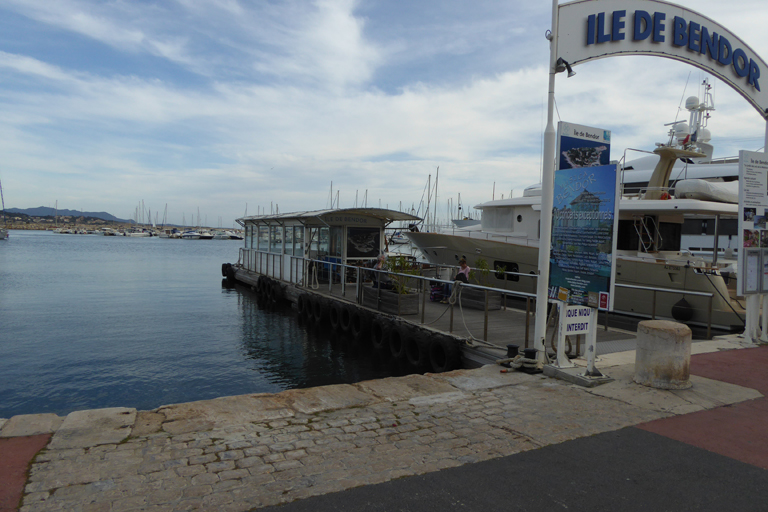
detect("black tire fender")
[339,305,353,332]
[429,335,461,373]
[312,297,326,323]
[405,331,430,369]
[388,324,409,360]
[370,317,391,351]
[350,308,371,342]
[297,294,307,315]
[329,302,343,330]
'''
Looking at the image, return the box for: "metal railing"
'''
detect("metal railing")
[238,248,720,340]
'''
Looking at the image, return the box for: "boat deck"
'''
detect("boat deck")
[234,268,641,367]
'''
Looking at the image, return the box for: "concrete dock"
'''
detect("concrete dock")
[1,336,765,511]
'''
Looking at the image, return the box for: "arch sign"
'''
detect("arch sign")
[556,0,768,119]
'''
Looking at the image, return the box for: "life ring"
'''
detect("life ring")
[660,192,670,200]
[370,317,391,351]
[429,335,461,373]
[388,325,409,360]
[350,309,371,342]
[405,332,429,369]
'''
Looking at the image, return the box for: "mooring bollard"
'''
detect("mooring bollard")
[633,320,692,390]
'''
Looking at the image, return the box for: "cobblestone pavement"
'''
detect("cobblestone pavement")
[6,342,762,512]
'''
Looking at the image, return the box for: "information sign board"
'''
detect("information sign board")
[737,150,768,295]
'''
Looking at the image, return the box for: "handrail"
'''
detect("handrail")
[237,247,718,339]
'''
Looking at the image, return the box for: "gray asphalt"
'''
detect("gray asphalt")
[259,427,768,512]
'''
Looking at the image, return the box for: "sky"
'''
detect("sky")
[1,0,767,228]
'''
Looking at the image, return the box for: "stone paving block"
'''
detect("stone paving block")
[435,365,528,391]
[48,408,135,449]
[1,413,64,438]
[158,394,294,432]
[280,384,378,414]
[131,411,164,437]
[356,374,460,401]
[584,364,763,414]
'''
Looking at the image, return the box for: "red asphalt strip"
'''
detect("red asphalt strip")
[0,433,51,512]
[638,345,768,470]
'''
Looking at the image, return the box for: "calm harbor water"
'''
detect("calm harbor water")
[0,230,415,418]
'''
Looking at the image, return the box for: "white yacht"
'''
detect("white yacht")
[406,87,745,332]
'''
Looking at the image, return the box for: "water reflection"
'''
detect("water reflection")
[230,282,417,390]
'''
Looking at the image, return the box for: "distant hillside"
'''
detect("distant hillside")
[6,207,131,223]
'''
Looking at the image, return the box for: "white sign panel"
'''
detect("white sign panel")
[737,150,768,295]
[564,304,594,334]
[557,0,768,119]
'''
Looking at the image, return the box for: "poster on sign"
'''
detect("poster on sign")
[549,122,619,309]
[737,150,768,295]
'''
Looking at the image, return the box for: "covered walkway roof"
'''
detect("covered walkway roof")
[237,208,421,225]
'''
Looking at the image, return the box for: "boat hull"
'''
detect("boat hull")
[406,231,744,332]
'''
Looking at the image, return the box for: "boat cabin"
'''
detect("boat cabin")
[236,208,421,283]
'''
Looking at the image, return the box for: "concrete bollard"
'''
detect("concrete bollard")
[633,320,692,390]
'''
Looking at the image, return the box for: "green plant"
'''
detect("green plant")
[385,255,421,294]
[474,258,492,286]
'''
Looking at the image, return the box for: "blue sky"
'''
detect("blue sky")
[1,0,767,227]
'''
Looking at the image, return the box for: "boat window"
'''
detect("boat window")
[517,215,522,223]
[482,207,514,231]
[269,226,281,253]
[318,227,330,256]
[257,226,269,251]
[284,227,294,255]
[245,225,253,249]
[493,261,519,282]
[294,226,304,257]
[329,226,342,258]
[658,222,681,251]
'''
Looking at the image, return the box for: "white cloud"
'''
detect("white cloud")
[0,0,767,225]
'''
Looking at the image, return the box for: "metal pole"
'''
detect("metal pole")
[533,0,560,363]
[421,279,426,324]
[712,214,720,265]
[525,298,531,348]
[484,290,489,341]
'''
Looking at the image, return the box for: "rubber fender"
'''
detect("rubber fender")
[339,304,353,332]
[329,302,343,330]
[370,317,391,351]
[297,294,307,315]
[388,324,409,360]
[222,263,230,277]
[303,295,315,320]
[271,281,283,303]
[226,265,235,282]
[350,308,371,342]
[671,297,694,322]
[405,331,430,369]
[312,296,327,323]
[429,335,462,373]
[256,276,266,296]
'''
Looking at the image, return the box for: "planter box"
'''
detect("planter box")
[458,287,502,311]
[362,286,419,316]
